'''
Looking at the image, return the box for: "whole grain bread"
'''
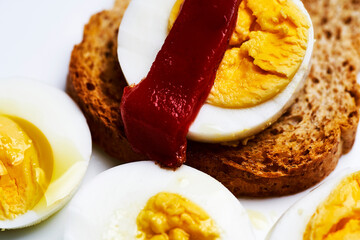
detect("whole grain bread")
[67,0,360,197]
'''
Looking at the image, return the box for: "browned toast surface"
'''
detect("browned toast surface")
[67,0,360,197]
[67,0,144,162]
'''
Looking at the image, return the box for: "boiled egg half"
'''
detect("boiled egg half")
[267,168,360,240]
[118,0,314,142]
[0,78,91,229]
[64,161,255,240]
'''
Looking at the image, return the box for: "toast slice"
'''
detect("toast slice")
[67,0,360,197]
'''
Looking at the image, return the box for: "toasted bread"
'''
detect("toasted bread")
[67,0,360,197]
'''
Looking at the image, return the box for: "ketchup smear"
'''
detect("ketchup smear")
[121,0,240,168]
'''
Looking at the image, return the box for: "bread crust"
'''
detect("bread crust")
[67,1,144,162]
[67,0,360,197]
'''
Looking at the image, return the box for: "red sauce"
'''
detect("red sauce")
[121,0,240,168]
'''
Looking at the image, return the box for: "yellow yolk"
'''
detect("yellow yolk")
[303,172,360,240]
[136,192,220,240]
[0,116,51,220]
[169,0,310,108]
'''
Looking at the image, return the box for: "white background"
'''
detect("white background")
[0,0,359,239]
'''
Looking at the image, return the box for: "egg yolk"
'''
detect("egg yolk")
[0,116,52,220]
[303,171,360,240]
[136,192,220,240]
[169,0,310,108]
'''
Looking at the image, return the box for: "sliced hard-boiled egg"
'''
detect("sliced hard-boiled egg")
[0,78,91,229]
[64,161,255,240]
[267,168,360,240]
[117,0,314,143]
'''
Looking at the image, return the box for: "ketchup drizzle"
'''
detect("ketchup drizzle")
[121,0,241,168]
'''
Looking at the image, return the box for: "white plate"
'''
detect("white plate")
[0,1,359,239]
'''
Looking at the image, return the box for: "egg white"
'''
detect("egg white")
[117,0,314,143]
[0,78,92,229]
[266,168,360,240]
[63,161,255,240]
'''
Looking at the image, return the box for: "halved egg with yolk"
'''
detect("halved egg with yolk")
[117,0,314,143]
[0,78,91,229]
[267,168,360,240]
[64,161,256,240]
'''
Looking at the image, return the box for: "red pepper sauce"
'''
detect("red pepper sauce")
[121,0,241,168]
